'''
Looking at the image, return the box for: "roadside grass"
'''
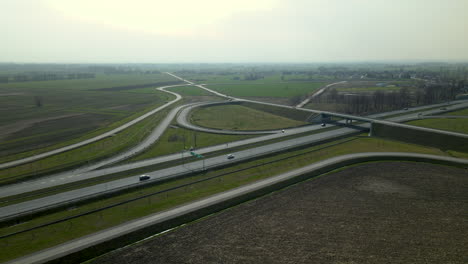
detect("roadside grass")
[204,82,326,98]
[441,108,468,116]
[406,118,468,134]
[191,104,307,130]
[0,136,453,263]
[0,105,178,185]
[0,73,178,158]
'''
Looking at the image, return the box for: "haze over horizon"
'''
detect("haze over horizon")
[2,0,468,63]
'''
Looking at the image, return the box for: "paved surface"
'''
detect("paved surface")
[296,81,347,108]
[5,152,468,264]
[0,123,367,220]
[0,84,186,170]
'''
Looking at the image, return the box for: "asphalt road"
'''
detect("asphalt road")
[0,122,366,220]
[6,152,468,264]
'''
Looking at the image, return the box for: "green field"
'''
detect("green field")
[442,108,468,116]
[0,73,180,158]
[0,135,454,263]
[204,82,325,98]
[407,118,468,134]
[336,86,401,92]
[192,104,308,130]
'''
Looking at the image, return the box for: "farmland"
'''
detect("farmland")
[0,73,179,157]
[204,82,326,98]
[90,161,468,264]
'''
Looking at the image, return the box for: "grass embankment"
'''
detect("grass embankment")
[192,104,307,131]
[0,105,178,184]
[406,118,468,134]
[0,73,180,160]
[0,136,455,263]
[441,108,468,116]
[204,82,325,98]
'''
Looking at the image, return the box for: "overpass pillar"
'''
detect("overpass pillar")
[368,122,374,136]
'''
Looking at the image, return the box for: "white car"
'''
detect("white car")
[321,123,326,127]
[227,154,235,160]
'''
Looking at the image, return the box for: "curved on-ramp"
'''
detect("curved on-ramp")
[5,152,468,264]
[176,101,286,135]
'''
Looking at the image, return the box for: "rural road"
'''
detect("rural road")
[5,152,468,264]
[296,80,347,108]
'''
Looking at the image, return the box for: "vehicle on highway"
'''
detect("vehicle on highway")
[321,123,326,127]
[227,154,235,160]
[281,129,285,133]
[139,174,151,181]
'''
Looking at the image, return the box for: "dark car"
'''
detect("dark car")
[139,174,150,181]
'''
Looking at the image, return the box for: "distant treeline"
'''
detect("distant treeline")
[91,80,182,91]
[0,73,96,83]
[314,80,466,115]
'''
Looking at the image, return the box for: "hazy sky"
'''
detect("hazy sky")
[2,0,467,63]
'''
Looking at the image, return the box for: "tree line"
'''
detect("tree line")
[311,80,466,115]
[0,73,96,83]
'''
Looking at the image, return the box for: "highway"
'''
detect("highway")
[6,152,468,264]
[0,122,366,220]
[2,96,465,199]
[0,84,186,170]
[2,72,468,263]
[3,95,468,219]
[1,73,468,199]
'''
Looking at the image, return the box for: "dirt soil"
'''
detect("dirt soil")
[90,162,468,264]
